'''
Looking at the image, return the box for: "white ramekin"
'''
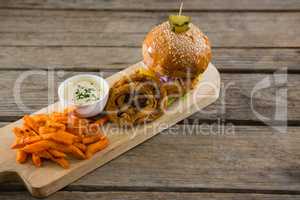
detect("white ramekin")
[58,74,110,118]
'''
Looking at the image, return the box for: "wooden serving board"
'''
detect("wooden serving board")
[0,62,220,197]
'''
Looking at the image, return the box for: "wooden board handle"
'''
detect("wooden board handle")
[0,122,21,183]
[0,170,18,183]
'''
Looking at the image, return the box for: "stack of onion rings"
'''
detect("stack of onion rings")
[105,71,168,126]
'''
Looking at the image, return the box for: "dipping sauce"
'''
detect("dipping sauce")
[64,79,102,105]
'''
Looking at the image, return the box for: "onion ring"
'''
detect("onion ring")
[105,71,168,126]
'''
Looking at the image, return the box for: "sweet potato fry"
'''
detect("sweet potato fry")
[73,142,87,152]
[42,131,79,145]
[32,154,42,167]
[42,140,67,152]
[22,125,39,136]
[38,126,56,135]
[32,114,48,124]
[49,112,69,123]
[38,151,69,169]
[51,116,68,124]
[12,109,109,169]
[69,115,90,127]
[86,138,109,159]
[43,141,85,159]
[12,127,25,137]
[48,149,66,158]
[46,120,66,131]
[23,115,39,133]
[24,135,42,143]
[16,150,28,163]
[53,157,70,169]
[38,151,52,159]
[66,126,88,136]
[11,135,42,149]
[22,140,52,153]
[13,126,36,137]
[87,123,102,135]
[11,137,22,149]
[63,107,76,115]
[93,116,109,126]
[69,115,91,131]
[68,145,86,160]
[82,134,102,145]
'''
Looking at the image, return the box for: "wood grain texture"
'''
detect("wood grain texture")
[1,0,300,11]
[70,126,300,191]
[0,122,8,127]
[2,126,300,192]
[0,47,299,71]
[0,0,299,197]
[0,10,299,47]
[0,191,300,200]
[0,70,297,123]
[0,63,220,197]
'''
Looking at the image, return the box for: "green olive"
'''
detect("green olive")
[168,15,191,33]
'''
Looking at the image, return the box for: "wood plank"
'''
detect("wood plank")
[2,126,300,192]
[1,0,300,11]
[70,126,300,191]
[0,47,299,71]
[0,191,300,200]
[0,10,299,47]
[0,70,297,123]
[0,122,8,127]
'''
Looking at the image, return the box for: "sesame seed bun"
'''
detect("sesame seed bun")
[142,21,212,79]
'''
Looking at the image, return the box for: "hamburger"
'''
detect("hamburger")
[142,15,212,91]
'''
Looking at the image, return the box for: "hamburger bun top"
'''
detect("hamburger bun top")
[143,21,212,79]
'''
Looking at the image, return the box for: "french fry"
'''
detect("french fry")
[53,157,70,169]
[38,151,52,159]
[22,140,52,153]
[86,138,109,159]
[50,112,69,124]
[23,135,42,143]
[50,114,68,124]
[13,126,36,137]
[66,126,88,136]
[39,151,69,169]
[22,125,38,136]
[93,116,109,126]
[46,120,66,131]
[44,141,85,159]
[16,150,28,163]
[12,127,25,137]
[42,140,66,152]
[41,131,79,145]
[48,149,66,158]
[82,134,102,145]
[87,123,102,135]
[32,114,48,124]
[63,107,76,115]
[32,154,42,167]
[12,108,109,169]
[11,137,22,149]
[74,142,87,152]
[68,145,86,160]
[38,126,57,135]
[11,135,42,149]
[51,116,68,124]
[11,127,38,149]
[69,115,89,127]
[23,115,39,133]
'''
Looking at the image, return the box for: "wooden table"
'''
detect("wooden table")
[0,0,300,199]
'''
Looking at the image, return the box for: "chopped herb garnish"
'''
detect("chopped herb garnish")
[72,81,101,105]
